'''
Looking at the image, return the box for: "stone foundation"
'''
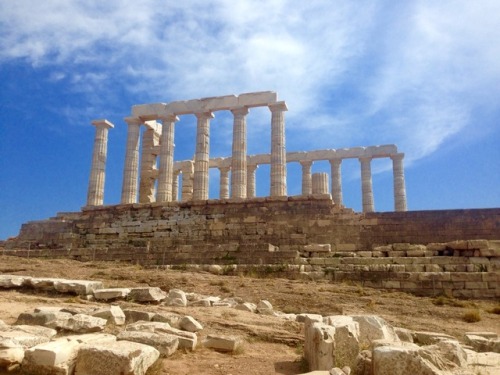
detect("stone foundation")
[2,196,499,298]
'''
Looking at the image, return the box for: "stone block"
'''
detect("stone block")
[74,340,160,375]
[123,310,154,323]
[412,331,456,345]
[203,334,242,352]
[92,306,126,326]
[372,345,441,375]
[117,331,178,357]
[257,300,274,315]
[0,275,30,288]
[351,315,400,346]
[0,338,24,371]
[93,288,130,301]
[125,321,197,350]
[235,302,257,313]
[179,316,203,333]
[22,337,81,375]
[128,287,167,303]
[164,289,187,306]
[304,244,331,252]
[58,314,106,333]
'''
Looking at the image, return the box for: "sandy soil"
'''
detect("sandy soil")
[0,256,498,374]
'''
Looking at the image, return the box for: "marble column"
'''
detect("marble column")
[193,112,214,200]
[121,117,142,204]
[391,153,408,212]
[86,119,114,206]
[247,164,258,198]
[329,158,343,205]
[172,170,180,202]
[359,157,375,213]
[231,107,249,198]
[219,167,230,199]
[157,114,179,202]
[299,160,312,195]
[181,161,194,202]
[312,172,329,194]
[269,102,288,197]
[138,121,160,204]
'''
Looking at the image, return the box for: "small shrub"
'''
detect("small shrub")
[462,310,481,323]
[487,306,500,315]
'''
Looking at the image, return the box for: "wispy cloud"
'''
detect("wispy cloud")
[1,0,499,167]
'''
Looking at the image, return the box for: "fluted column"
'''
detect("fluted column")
[157,114,179,202]
[359,157,375,213]
[231,107,249,198]
[269,102,288,197]
[172,170,180,202]
[329,158,343,205]
[391,153,407,211]
[299,160,312,195]
[138,122,160,203]
[121,117,142,204]
[181,161,194,202]
[312,172,329,194]
[247,164,258,198]
[219,167,230,199]
[193,112,214,200]
[86,119,114,206]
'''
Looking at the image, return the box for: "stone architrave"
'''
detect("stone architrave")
[269,102,288,197]
[312,173,329,194]
[329,158,343,205]
[219,167,230,199]
[181,162,194,201]
[391,153,407,212]
[138,121,161,204]
[230,107,249,198]
[359,157,375,212]
[193,112,214,200]
[86,119,114,207]
[121,117,142,204]
[300,160,312,195]
[247,164,258,198]
[157,114,179,202]
[172,170,180,201]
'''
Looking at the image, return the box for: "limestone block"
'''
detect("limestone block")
[93,288,131,301]
[0,338,24,371]
[125,321,197,350]
[189,299,212,307]
[180,316,203,333]
[394,327,414,343]
[480,248,500,257]
[74,340,160,375]
[322,316,360,368]
[165,289,187,306]
[238,91,277,107]
[257,300,274,315]
[419,339,468,369]
[16,311,72,329]
[0,275,30,288]
[123,310,155,323]
[128,287,167,303]
[151,312,182,328]
[412,331,456,345]
[203,334,242,352]
[304,244,331,252]
[304,319,336,371]
[353,350,371,375]
[351,315,400,346]
[465,349,500,374]
[58,314,106,333]
[468,239,489,249]
[426,243,447,251]
[28,277,65,291]
[465,333,500,353]
[235,302,257,313]
[22,337,81,375]
[53,279,103,296]
[92,305,126,326]
[0,320,6,329]
[446,240,468,250]
[8,325,57,340]
[34,306,64,314]
[64,333,117,345]
[117,331,178,357]
[372,345,442,375]
[0,330,51,349]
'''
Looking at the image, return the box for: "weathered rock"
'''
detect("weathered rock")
[28,277,64,291]
[465,349,500,374]
[351,315,400,346]
[465,332,500,353]
[0,320,7,329]
[123,309,155,323]
[93,288,131,301]
[151,312,182,328]
[203,334,242,352]
[297,313,322,323]
[92,305,126,326]
[74,340,159,375]
[0,330,51,348]
[60,306,91,315]
[304,319,336,371]
[34,306,64,314]
[372,344,442,375]
[257,300,274,315]
[16,311,72,328]
[235,302,257,313]
[419,339,468,370]
[353,350,372,375]
[413,331,456,345]
[117,331,179,357]
[321,316,360,369]
[165,289,187,307]
[0,338,24,371]
[0,275,29,288]
[9,325,57,339]
[128,287,167,303]
[53,279,103,296]
[180,316,203,333]
[188,299,212,307]
[58,314,106,333]
[207,265,223,275]
[394,327,414,343]
[125,321,197,350]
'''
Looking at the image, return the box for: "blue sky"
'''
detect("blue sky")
[1,0,499,240]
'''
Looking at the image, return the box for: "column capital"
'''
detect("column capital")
[358,156,372,163]
[91,119,114,129]
[195,111,215,120]
[231,106,249,117]
[124,116,142,126]
[390,153,405,161]
[268,101,288,112]
[247,164,258,172]
[299,160,313,168]
[329,158,342,166]
[219,166,231,173]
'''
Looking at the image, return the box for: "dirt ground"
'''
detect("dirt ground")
[0,255,498,374]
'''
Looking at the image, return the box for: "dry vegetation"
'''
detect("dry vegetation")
[0,255,499,375]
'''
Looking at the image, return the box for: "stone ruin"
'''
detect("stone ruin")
[2,91,499,299]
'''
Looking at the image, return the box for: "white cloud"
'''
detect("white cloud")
[1,0,499,168]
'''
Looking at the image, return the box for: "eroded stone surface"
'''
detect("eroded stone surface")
[117,331,178,357]
[203,334,242,353]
